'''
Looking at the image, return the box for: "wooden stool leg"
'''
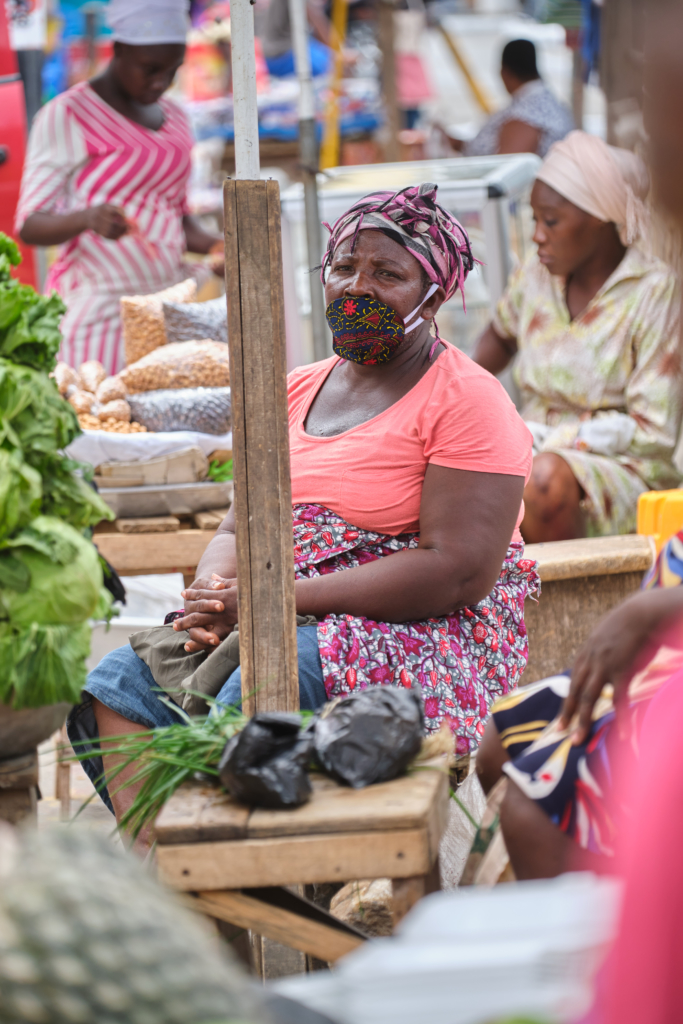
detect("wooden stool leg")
[392,855,441,929]
[55,725,71,821]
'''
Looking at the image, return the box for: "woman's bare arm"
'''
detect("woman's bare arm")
[177,465,524,642]
[472,323,518,375]
[20,206,129,245]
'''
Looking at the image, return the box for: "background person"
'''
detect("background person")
[69,184,539,846]
[473,130,682,542]
[15,0,222,375]
[446,39,574,158]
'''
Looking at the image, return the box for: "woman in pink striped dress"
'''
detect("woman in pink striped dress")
[15,0,221,375]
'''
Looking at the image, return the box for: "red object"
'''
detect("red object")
[0,3,37,288]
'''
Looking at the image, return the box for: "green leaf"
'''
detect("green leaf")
[208,458,233,482]
[0,552,31,591]
[0,620,91,708]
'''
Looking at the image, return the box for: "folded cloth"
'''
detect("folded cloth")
[130,615,318,716]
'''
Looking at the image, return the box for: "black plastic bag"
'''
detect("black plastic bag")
[313,687,424,789]
[218,712,313,809]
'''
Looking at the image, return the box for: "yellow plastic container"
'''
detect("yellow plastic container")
[637,489,683,553]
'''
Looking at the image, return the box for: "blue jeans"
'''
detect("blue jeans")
[67,626,326,813]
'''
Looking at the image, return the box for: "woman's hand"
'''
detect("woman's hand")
[560,587,683,744]
[173,574,238,652]
[84,204,129,240]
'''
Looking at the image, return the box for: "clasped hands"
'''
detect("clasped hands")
[173,574,238,653]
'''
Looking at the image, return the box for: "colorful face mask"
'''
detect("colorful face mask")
[326,285,437,365]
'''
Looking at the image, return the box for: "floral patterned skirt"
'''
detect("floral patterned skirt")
[293,504,540,753]
[547,449,647,537]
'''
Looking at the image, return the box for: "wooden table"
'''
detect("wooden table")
[155,761,449,962]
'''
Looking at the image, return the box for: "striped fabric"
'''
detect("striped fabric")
[15,82,194,374]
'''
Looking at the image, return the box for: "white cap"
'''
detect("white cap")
[108,0,190,46]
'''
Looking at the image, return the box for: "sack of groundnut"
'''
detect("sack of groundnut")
[96,375,128,404]
[119,341,230,393]
[53,361,82,395]
[163,296,228,345]
[121,278,197,366]
[127,387,231,434]
[79,360,107,394]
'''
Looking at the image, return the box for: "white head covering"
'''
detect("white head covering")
[536,130,650,246]
[108,0,190,46]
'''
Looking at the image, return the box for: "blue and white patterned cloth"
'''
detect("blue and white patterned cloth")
[466,79,574,159]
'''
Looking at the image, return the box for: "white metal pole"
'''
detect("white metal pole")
[289,0,330,361]
[231,0,260,180]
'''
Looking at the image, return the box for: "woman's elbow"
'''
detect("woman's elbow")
[443,565,500,615]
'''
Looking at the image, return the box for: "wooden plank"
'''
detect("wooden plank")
[155,765,449,844]
[525,534,654,583]
[155,782,251,844]
[0,751,38,789]
[193,508,231,530]
[190,889,364,961]
[95,529,215,574]
[115,516,180,534]
[392,856,440,928]
[157,828,434,891]
[223,178,298,716]
[249,766,447,838]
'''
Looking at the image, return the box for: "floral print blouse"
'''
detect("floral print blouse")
[493,246,683,490]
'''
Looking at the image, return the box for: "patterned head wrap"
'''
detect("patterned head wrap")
[321,183,475,307]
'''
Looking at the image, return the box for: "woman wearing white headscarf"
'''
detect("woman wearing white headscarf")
[15,0,222,374]
[473,130,682,541]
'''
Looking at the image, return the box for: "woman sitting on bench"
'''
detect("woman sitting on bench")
[70,184,538,840]
[473,130,682,543]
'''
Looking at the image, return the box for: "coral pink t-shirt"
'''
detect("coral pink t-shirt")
[288,344,533,540]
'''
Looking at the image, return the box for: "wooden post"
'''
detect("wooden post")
[378,0,400,163]
[224,179,299,717]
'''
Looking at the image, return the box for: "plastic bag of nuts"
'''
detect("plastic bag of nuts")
[68,389,96,415]
[79,360,107,394]
[98,399,131,422]
[120,340,230,393]
[96,376,128,404]
[121,278,197,365]
[53,361,82,395]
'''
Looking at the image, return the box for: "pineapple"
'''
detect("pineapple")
[0,824,264,1024]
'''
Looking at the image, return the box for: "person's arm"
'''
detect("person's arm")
[560,586,683,744]
[174,464,525,642]
[497,119,541,155]
[20,206,129,245]
[306,0,331,45]
[182,214,223,256]
[472,323,518,375]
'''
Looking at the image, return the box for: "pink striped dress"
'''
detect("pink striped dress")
[15,81,194,374]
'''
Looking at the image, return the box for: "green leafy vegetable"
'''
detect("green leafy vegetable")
[0,291,66,371]
[0,621,93,708]
[28,452,115,528]
[0,235,20,281]
[0,516,106,626]
[0,358,80,453]
[208,457,233,482]
[0,449,41,540]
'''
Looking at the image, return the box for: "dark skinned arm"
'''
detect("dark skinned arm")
[20,206,129,245]
[497,119,542,155]
[560,587,683,744]
[472,323,518,376]
[173,464,525,646]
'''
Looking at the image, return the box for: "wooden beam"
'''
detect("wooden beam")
[189,888,365,961]
[157,827,435,891]
[94,529,215,575]
[223,178,299,716]
[524,534,654,582]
